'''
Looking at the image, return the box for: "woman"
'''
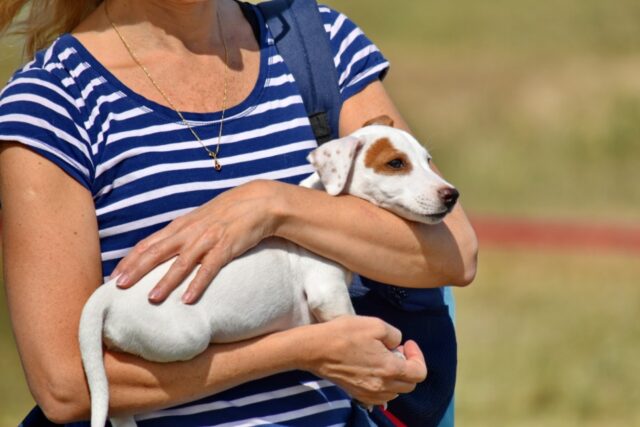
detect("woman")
[0,0,477,425]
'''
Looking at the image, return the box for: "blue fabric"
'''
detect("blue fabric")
[367,281,446,311]
[19,405,60,427]
[437,399,455,427]
[437,287,456,427]
[443,286,456,320]
[350,283,457,427]
[352,279,457,427]
[258,0,342,143]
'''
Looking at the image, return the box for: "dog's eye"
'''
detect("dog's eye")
[386,159,405,169]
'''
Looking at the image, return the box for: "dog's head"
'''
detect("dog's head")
[307,115,458,224]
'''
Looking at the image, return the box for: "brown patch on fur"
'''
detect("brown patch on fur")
[364,138,413,175]
[363,115,395,128]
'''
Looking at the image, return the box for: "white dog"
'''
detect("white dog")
[79,116,459,427]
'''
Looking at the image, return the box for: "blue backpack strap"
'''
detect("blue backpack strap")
[257,0,342,143]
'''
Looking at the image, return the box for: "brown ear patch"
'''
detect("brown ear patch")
[364,138,413,175]
[363,114,395,128]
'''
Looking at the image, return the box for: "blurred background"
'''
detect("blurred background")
[1,0,639,425]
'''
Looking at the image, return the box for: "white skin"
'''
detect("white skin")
[0,0,477,422]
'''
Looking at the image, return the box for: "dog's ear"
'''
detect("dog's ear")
[363,114,394,128]
[307,136,363,196]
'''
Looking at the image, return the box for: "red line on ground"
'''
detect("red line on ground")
[1,213,638,253]
[471,215,640,253]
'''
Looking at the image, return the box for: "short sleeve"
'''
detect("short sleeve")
[0,67,94,191]
[319,5,390,102]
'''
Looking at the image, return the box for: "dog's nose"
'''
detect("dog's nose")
[438,187,459,210]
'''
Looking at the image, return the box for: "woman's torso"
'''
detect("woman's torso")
[0,2,390,425]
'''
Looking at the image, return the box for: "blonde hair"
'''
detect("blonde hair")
[1,0,102,59]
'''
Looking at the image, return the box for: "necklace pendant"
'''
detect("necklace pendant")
[208,152,222,171]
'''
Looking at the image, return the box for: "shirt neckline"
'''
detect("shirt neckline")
[62,3,269,124]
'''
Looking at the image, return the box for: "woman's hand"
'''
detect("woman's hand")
[301,316,427,406]
[112,180,285,304]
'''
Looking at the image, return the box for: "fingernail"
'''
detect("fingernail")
[148,289,162,302]
[182,291,194,304]
[116,274,129,288]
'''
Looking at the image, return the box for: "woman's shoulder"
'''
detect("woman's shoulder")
[0,35,97,192]
[316,4,363,39]
[1,34,87,106]
[316,4,390,99]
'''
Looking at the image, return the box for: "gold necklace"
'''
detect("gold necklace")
[105,1,228,171]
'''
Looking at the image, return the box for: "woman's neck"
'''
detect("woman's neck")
[103,0,225,55]
[71,0,260,113]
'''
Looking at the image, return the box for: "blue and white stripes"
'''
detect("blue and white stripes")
[0,3,389,426]
[320,5,389,99]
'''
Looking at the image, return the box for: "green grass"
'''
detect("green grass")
[0,278,34,425]
[2,0,640,425]
[323,0,640,222]
[326,0,640,56]
[455,248,640,426]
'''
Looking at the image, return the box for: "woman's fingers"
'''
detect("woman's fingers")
[378,322,402,351]
[340,370,417,405]
[114,219,236,302]
[181,248,230,304]
[156,220,253,303]
[306,317,427,406]
[109,181,279,299]
[400,339,428,383]
[114,235,181,289]
[147,251,201,303]
[145,224,232,303]
[111,220,182,282]
[388,379,418,394]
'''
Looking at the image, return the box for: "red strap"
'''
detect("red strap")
[379,407,407,427]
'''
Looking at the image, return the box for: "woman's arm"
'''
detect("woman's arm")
[0,143,425,423]
[277,80,478,287]
[113,80,478,302]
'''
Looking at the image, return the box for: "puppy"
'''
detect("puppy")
[79,116,459,427]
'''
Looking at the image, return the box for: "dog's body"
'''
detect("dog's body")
[79,121,459,427]
[83,238,351,360]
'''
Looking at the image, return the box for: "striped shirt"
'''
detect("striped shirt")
[0,3,389,426]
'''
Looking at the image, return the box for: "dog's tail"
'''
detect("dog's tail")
[78,285,112,427]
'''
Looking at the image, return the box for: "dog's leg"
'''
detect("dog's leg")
[303,263,355,322]
[306,281,355,322]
